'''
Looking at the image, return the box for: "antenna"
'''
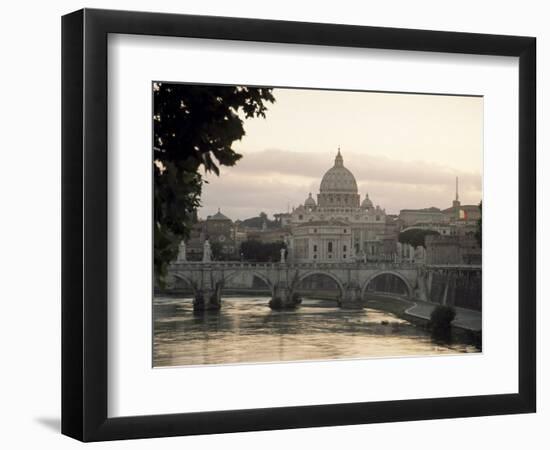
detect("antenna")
[455,176,459,202]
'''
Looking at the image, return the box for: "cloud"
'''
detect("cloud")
[199,148,482,220]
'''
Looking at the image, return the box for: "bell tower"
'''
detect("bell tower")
[452,176,461,208]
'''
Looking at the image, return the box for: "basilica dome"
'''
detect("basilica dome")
[319,149,358,193]
[304,193,316,208]
[361,193,373,209]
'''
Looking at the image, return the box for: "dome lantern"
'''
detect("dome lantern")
[334,147,344,167]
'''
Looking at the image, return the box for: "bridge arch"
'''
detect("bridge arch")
[223,270,274,294]
[295,271,345,297]
[361,270,414,300]
[172,273,197,293]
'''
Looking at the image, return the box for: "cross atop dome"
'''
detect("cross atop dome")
[335,147,344,167]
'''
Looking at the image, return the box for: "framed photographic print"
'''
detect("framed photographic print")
[61,8,536,441]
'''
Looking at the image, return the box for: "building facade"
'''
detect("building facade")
[185,209,243,260]
[398,177,481,237]
[425,234,481,265]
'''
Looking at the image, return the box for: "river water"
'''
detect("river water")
[153,296,479,367]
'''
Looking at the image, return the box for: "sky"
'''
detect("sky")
[198,87,483,221]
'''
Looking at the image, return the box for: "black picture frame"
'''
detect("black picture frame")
[62,8,536,442]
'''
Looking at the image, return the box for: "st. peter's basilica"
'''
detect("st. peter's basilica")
[288,149,396,262]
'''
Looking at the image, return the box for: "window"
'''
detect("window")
[343,245,347,252]
[328,242,333,252]
[343,254,346,259]
[299,214,303,220]
[344,229,347,233]
[313,254,317,259]
[314,228,317,233]
[313,245,317,252]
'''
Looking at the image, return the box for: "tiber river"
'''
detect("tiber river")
[153,296,479,367]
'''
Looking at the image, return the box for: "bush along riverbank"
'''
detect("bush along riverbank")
[364,295,482,351]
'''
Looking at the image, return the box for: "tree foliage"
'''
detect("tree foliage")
[210,241,224,261]
[398,228,440,249]
[429,305,456,331]
[240,240,285,262]
[153,83,275,280]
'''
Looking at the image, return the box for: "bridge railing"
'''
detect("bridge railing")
[167,261,429,271]
[425,264,482,271]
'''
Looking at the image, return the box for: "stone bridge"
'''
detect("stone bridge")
[166,261,481,311]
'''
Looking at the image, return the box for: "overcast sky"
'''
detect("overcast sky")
[198,87,483,220]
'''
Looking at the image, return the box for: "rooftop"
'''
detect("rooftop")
[207,209,232,221]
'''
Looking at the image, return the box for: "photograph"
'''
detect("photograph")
[153,83,483,367]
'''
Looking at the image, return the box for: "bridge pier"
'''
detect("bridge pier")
[269,283,301,310]
[339,282,364,310]
[193,283,222,312]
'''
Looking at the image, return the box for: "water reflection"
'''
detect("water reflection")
[153,296,479,367]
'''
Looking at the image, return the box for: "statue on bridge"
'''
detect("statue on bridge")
[280,247,286,264]
[176,240,187,262]
[202,239,212,263]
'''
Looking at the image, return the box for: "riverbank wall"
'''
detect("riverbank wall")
[425,270,481,311]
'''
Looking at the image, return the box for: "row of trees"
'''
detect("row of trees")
[398,228,440,248]
[239,240,285,262]
[185,240,284,262]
